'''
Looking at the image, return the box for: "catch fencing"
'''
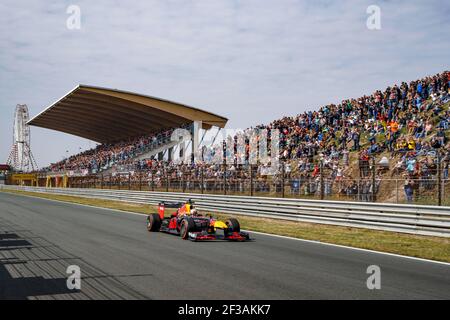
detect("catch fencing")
[2,185,450,238]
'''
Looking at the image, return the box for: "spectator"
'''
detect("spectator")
[404,175,414,203]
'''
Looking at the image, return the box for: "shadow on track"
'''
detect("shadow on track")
[0,218,150,300]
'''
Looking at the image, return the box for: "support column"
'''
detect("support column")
[191,121,201,163]
[179,142,185,162]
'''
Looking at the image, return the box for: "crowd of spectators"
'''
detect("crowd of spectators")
[249,71,449,159]
[48,71,450,202]
[250,71,450,200]
[45,128,175,174]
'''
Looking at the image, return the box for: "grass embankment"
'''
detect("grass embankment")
[1,188,449,263]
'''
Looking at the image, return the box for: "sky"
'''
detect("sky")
[0,0,449,167]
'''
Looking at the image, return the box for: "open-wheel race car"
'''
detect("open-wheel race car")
[146,200,250,241]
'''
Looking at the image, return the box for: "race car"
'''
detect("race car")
[146,200,250,241]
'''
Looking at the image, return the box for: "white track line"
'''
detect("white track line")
[2,191,450,266]
[244,230,450,266]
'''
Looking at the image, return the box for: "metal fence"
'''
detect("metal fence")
[14,146,449,206]
[61,153,450,206]
[2,185,450,238]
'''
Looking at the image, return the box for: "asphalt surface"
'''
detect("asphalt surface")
[0,192,449,300]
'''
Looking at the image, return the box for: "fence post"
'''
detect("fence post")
[118,174,121,190]
[139,171,142,191]
[250,165,254,196]
[396,179,399,203]
[182,168,186,193]
[372,156,376,202]
[128,173,131,190]
[223,164,227,195]
[151,170,155,192]
[165,169,169,192]
[201,166,204,194]
[357,178,360,201]
[109,173,112,189]
[438,152,442,206]
[101,174,104,189]
[320,160,324,200]
[281,161,285,198]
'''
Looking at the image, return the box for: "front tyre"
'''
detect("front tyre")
[147,213,161,231]
[226,218,240,232]
[180,218,195,240]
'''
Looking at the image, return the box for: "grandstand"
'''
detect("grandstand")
[19,72,450,204]
[27,85,228,185]
[29,84,227,142]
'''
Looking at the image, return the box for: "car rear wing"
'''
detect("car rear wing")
[158,201,184,208]
[157,200,195,219]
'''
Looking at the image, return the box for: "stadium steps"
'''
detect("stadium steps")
[99,139,180,174]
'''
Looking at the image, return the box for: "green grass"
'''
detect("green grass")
[1,188,450,263]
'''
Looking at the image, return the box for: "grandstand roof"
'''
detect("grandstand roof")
[27,85,228,143]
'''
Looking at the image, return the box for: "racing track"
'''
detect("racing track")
[0,192,449,300]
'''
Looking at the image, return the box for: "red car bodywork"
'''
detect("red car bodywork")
[147,201,250,242]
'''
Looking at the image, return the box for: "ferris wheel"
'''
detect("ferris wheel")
[7,104,38,172]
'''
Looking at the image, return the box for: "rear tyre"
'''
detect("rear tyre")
[147,213,161,232]
[180,218,195,240]
[226,218,240,232]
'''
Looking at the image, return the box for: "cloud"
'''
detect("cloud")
[0,0,449,166]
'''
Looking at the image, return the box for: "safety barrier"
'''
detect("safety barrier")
[2,185,450,237]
